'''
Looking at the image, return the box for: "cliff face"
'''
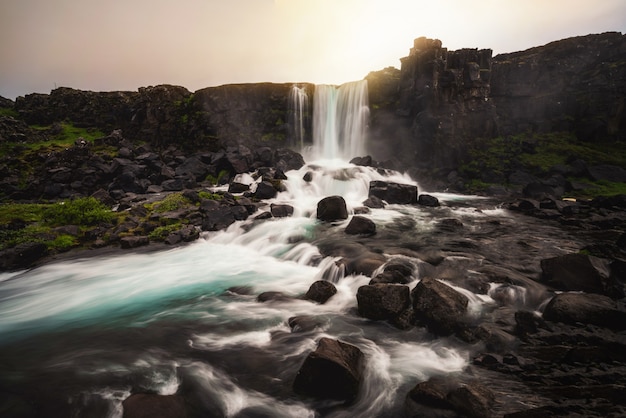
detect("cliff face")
[366,32,626,178]
[490,32,626,141]
[6,32,626,184]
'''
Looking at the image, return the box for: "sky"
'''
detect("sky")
[1,0,625,99]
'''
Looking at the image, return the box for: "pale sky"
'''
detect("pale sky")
[1,0,625,99]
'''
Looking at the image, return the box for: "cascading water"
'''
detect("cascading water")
[310,80,369,161]
[288,85,309,150]
[0,78,560,417]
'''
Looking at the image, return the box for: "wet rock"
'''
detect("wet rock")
[371,258,415,284]
[344,216,376,235]
[270,203,294,218]
[514,310,551,337]
[542,292,626,330]
[316,195,348,222]
[412,278,469,336]
[357,284,411,320]
[257,291,292,302]
[404,377,458,418]
[254,181,277,199]
[228,182,250,193]
[540,253,624,298]
[201,206,237,231]
[288,316,324,332]
[293,337,364,402]
[303,171,314,182]
[0,242,49,271]
[368,180,418,204]
[305,280,337,304]
[446,382,495,418]
[122,393,187,418]
[436,218,463,231]
[344,251,387,277]
[119,236,149,249]
[362,195,385,209]
[418,194,440,207]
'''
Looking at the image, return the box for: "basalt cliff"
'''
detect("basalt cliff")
[3,32,625,190]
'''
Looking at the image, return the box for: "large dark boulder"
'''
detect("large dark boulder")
[0,242,49,271]
[122,393,187,418]
[293,337,364,402]
[254,181,278,200]
[305,280,337,304]
[446,382,496,418]
[370,259,415,284]
[270,203,294,218]
[542,292,626,330]
[316,195,348,222]
[357,284,411,320]
[368,180,418,204]
[412,278,469,335]
[345,216,376,235]
[540,253,624,298]
[201,206,237,231]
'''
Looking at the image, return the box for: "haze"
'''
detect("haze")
[1,0,625,99]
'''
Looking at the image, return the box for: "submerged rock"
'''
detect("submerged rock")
[122,393,187,418]
[293,337,364,402]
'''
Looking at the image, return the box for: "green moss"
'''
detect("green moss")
[48,234,78,251]
[0,107,18,118]
[148,223,182,241]
[43,197,114,226]
[198,191,222,200]
[205,170,230,185]
[146,193,192,213]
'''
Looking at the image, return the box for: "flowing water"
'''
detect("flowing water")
[0,82,582,417]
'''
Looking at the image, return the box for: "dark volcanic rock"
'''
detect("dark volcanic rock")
[122,393,187,418]
[119,236,149,249]
[345,216,376,235]
[412,278,469,335]
[0,242,49,271]
[316,195,348,222]
[540,253,624,298]
[418,194,440,207]
[270,203,294,218]
[253,181,278,200]
[304,280,337,304]
[543,292,626,330]
[357,284,411,320]
[368,180,418,204]
[446,382,495,418]
[293,337,364,402]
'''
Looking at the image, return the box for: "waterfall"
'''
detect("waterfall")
[311,80,369,161]
[289,85,309,150]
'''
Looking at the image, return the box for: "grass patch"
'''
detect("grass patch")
[0,107,18,118]
[148,223,182,241]
[146,193,192,213]
[44,197,114,226]
[198,191,222,200]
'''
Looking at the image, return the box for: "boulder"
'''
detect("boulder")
[293,338,364,402]
[0,242,49,271]
[345,216,376,235]
[368,180,418,204]
[542,292,626,330]
[228,182,250,193]
[362,195,385,209]
[540,253,624,298]
[370,259,415,284]
[119,236,149,249]
[316,195,348,222]
[257,291,293,302]
[122,393,187,418]
[288,316,324,332]
[304,280,337,304]
[254,181,277,199]
[270,203,294,218]
[446,382,496,418]
[357,284,411,320]
[201,206,236,231]
[412,278,469,335]
[418,194,440,207]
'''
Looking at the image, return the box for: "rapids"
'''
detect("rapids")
[0,81,584,417]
